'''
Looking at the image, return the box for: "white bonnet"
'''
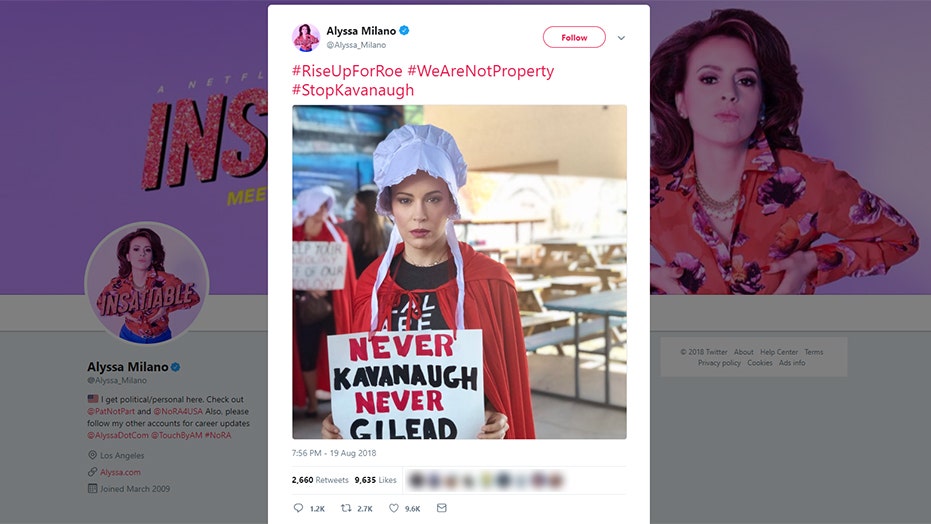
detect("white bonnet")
[294,186,337,227]
[372,124,468,219]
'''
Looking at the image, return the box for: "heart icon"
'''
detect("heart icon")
[389,504,399,513]
[293,503,303,513]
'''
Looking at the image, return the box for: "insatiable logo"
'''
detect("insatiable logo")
[141,88,267,190]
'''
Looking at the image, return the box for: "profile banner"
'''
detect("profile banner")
[328,329,484,439]
[292,241,347,290]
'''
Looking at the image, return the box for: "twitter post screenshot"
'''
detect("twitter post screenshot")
[268,4,650,521]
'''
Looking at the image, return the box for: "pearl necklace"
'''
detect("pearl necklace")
[695,176,740,220]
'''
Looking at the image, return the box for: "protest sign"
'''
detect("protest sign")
[292,241,346,290]
[328,329,484,439]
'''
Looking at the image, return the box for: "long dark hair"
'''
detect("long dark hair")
[356,189,387,257]
[651,9,803,172]
[116,228,165,278]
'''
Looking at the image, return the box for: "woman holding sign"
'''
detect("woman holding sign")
[321,124,535,439]
[96,227,200,344]
[293,186,357,418]
[650,9,918,294]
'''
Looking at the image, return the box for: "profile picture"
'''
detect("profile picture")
[85,222,208,345]
[293,23,321,52]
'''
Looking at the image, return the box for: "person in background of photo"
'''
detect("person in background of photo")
[292,186,357,418]
[294,24,318,52]
[97,228,201,344]
[338,189,392,278]
[650,8,919,295]
[321,124,535,439]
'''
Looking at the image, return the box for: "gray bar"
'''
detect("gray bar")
[653,295,931,332]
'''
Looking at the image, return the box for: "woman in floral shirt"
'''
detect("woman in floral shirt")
[294,24,319,52]
[650,9,918,294]
[97,228,201,343]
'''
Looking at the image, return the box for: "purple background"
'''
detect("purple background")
[0,1,270,294]
[652,2,931,294]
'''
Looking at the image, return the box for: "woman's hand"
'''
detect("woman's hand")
[308,289,328,299]
[650,266,685,295]
[767,250,818,294]
[321,414,342,439]
[477,410,509,439]
[146,307,168,323]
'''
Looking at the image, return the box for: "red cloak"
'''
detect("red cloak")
[353,242,536,439]
[292,223,357,407]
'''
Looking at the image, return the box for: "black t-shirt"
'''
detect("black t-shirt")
[386,255,452,331]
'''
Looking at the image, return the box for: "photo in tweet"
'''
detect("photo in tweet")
[290,105,627,440]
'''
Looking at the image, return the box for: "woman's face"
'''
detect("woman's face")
[390,170,455,252]
[675,36,763,150]
[305,202,329,225]
[126,236,153,272]
[300,26,309,35]
[353,197,369,224]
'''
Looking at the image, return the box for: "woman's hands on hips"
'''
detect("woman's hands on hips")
[650,266,685,295]
[767,250,818,294]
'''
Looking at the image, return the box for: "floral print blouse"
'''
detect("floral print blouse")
[294,34,319,51]
[651,134,919,294]
[97,270,201,338]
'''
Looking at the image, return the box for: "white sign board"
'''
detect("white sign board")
[292,241,346,291]
[328,329,485,439]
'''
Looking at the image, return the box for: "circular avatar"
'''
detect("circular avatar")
[85,222,208,345]
[293,23,321,52]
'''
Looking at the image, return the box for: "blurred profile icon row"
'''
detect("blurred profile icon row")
[407,469,565,491]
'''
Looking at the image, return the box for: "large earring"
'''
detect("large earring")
[758,103,766,125]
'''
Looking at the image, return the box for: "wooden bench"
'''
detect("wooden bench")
[544,275,602,299]
[531,267,625,290]
[595,264,627,286]
[514,279,552,312]
[524,318,627,353]
[509,272,535,282]
[520,311,573,336]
